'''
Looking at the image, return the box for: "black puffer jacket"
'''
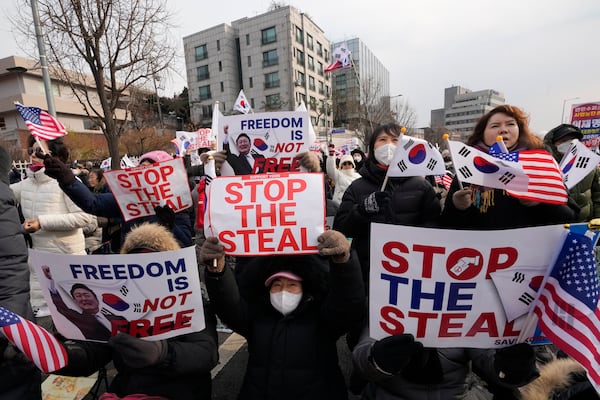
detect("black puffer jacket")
[0,171,41,400]
[206,253,366,400]
[333,158,441,286]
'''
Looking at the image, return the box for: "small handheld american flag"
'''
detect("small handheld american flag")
[15,102,67,141]
[0,306,68,373]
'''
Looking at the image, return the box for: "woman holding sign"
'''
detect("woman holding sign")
[200,230,366,400]
[43,150,194,251]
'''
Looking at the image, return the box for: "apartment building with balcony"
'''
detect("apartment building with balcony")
[183,5,334,141]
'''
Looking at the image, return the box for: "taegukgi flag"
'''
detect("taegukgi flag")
[447,140,529,192]
[559,139,600,189]
[387,136,446,177]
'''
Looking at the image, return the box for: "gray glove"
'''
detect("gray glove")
[296,151,321,172]
[317,230,350,263]
[108,334,167,368]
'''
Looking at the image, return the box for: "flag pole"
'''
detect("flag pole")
[380,127,406,191]
[442,133,463,190]
[495,135,509,153]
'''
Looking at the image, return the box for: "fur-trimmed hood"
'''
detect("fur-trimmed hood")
[519,358,595,400]
[120,222,180,253]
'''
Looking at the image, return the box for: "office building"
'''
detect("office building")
[183,5,333,141]
[431,85,505,141]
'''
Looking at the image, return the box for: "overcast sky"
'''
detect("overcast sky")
[2,0,599,132]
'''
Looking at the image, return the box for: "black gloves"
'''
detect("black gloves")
[494,343,540,386]
[154,205,175,229]
[43,155,75,186]
[108,334,168,369]
[359,191,391,215]
[370,334,424,375]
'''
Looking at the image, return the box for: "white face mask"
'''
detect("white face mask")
[270,291,302,315]
[374,144,396,166]
[353,155,362,163]
[556,141,572,154]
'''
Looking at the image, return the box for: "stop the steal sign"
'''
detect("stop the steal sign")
[204,172,325,256]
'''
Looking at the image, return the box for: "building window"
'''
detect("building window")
[220,82,224,92]
[247,56,251,67]
[308,76,315,91]
[296,49,304,66]
[318,81,324,95]
[0,117,5,130]
[295,26,303,44]
[335,74,346,86]
[261,27,276,44]
[297,71,305,86]
[324,48,328,60]
[307,55,314,71]
[196,65,209,81]
[199,85,211,100]
[218,61,222,72]
[262,49,278,67]
[309,96,317,109]
[265,93,281,109]
[316,41,323,57]
[250,98,255,109]
[246,34,250,46]
[264,71,279,89]
[317,62,323,76]
[249,77,253,88]
[195,44,207,61]
[306,34,313,50]
[298,93,306,105]
[216,40,220,51]
[202,105,212,119]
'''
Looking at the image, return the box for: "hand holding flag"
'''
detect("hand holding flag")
[0,306,68,373]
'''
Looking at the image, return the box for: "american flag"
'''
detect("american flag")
[489,147,568,205]
[533,231,600,394]
[0,306,68,373]
[15,102,67,140]
[434,171,454,190]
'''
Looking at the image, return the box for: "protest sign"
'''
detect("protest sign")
[369,223,568,348]
[104,158,192,221]
[30,247,205,342]
[204,172,325,256]
[217,111,314,174]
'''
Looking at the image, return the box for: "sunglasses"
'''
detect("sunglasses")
[27,147,45,157]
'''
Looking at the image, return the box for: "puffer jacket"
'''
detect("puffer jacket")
[10,167,94,313]
[0,179,41,400]
[206,252,366,400]
[543,130,600,222]
[333,158,441,286]
[326,155,361,206]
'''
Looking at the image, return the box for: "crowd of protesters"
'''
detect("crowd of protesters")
[1,104,599,400]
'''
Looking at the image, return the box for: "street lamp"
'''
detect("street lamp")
[562,97,580,123]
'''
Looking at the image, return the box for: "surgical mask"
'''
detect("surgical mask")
[556,141,572,154]
[374,144,396,166]
[353,155,362,163]
[270,291,302,315]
